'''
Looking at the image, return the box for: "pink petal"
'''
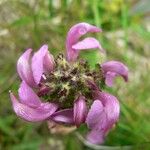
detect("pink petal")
[32,45,54,85]
[94,91,120,126]
[17,49,36,87]
[18,81,41,108]
[86,91,120,144]
[86,100,105,144]
[86,129,105,144]
[86,100,104,129]
[51,109,74,124]
[101,61,128,86]
[73,96,87,127]
[66,22,102,62]
[72,37,104,53]
[43,51,55,73]
[9,92,58,122]
[39,102,58,112]
[105,72,117,87]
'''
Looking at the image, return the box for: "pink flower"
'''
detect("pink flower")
[17,45,54,87]
[86,91,120,144]
[66,22,104,62]
[9,22,128,145]
[9,81,58,122]
[101,61,128,87]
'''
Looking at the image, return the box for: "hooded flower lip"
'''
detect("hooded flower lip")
[86,91,120,144]
[32,45,54,85]
[9,81,58,122]
[66,22,104,62]
[17,48,36,87]
[101,61,128,87]
[17,44,54,87]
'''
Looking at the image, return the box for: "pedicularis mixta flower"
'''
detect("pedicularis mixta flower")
[9,22,128,144]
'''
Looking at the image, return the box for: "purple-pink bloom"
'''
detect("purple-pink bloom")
[86,91,120,144]
[17,45,54,87]
[9,81,58,122]
[101,61,128,87]
[9,22,129,145]
[66,22,104,62]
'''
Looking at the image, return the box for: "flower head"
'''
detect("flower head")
[9,22,128,144]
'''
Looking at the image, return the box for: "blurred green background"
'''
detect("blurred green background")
[0,0,150,149]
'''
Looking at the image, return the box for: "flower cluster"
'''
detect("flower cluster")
[9,22,128,144]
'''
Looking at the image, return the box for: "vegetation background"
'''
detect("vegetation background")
[0,0,150,149]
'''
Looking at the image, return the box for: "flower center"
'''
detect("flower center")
[38,53,104,108]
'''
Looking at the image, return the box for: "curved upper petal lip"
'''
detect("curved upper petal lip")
[17,48,36,87]
[31,44,55,85]
[66,22,102,62]
[101,60,128,87]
